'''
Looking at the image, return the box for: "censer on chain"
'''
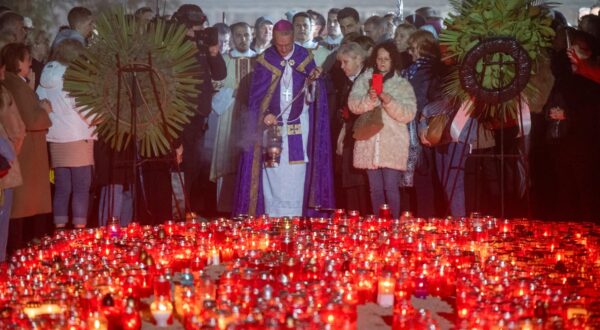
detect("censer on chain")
[264,125,282,168]
[262,77,311,168]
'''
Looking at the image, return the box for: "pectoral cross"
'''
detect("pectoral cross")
[282,88,292,102]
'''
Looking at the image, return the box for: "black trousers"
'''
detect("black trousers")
[7,214,53,257]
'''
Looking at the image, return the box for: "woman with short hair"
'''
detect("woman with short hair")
[335,42,372,215]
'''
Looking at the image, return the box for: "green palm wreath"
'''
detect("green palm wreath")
[440,0,556,125]
[64,7,201,157]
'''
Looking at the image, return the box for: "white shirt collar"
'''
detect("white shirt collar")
[348,67,362,81]
[324,35,343,45]
[283,45,295,60]
[230,48,256,58]
[296,40,318,49]
[348,66,364,82]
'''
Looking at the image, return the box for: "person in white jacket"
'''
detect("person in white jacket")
[37,38,95,229]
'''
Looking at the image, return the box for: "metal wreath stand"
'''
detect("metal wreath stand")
[104,53,187,224]
[444,36,532,218]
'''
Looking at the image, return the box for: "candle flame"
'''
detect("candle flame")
[327,314,335,323]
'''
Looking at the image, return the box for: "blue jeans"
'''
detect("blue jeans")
[367,168,401,218]
[0,189,13,262]
[54,166,93,227]
[435,142,467,217]
[98,184,133,227]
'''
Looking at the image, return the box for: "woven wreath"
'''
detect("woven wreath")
[459,37,531,105]
[64,7,201,157]
[440,0,555,125]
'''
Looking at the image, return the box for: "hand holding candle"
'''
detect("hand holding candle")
[372,73,383,95]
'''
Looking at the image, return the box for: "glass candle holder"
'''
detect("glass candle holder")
[377,271,396,307]
[87,311,109,330]
[150,296,173,327]
[121,305,141,330]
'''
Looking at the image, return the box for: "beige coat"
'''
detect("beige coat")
[0,85,25,190]
[348,69,416,171]
[3,72,52,218]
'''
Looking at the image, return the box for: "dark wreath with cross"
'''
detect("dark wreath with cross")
[459,36,532,108]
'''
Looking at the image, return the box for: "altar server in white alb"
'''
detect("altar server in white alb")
[211,22,257,213]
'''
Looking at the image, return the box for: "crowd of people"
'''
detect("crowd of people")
[0,2,599,262]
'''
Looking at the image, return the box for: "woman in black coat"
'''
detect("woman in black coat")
[401,30,444,218]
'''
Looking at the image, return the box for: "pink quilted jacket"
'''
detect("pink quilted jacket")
[348,69,417,171]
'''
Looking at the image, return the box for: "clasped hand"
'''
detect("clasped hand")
[308,67,322,82]
[368,88,391,104]
[549,107,566,121]
[264,113,277,126]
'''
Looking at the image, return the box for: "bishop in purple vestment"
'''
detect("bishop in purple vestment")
[233,20,334,217]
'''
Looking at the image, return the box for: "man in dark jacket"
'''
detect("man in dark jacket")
[173,4,227,216]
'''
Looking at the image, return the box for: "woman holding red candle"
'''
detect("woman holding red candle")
[348,41,417,219]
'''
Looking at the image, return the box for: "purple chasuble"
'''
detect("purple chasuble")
[233,45,335,217]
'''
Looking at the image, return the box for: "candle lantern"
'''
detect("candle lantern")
[208,247,220,266]
[379,204,391,220]
[173,268,194,317]
[121,276,139,302]
[348,210,360,224]
[126,221,142,238]
[356,269,375,304]
[121,306,141,330]
[414,274,428,299]
[400,211,413,222]
[150,296,173,327]
[217,308,234,330]
[177,286,196,324]
[220,239,235,262]
[377,271,396,307]
[100,293,121,329]
[320,303,342,327]
[107,217,121,239]
[87,311,108,330]
[393,299,415,328]
[196,274,217,308]
[333,209,346,223]
[153,274,171,300]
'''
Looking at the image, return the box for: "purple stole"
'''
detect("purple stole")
[262,47,314,163]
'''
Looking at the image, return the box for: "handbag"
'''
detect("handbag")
[425,113,451,145]
[0,154,10,178]
[352,106,383,140]
[421,98,456,146]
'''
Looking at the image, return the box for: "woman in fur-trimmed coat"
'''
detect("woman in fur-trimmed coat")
[348,41,417,218]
